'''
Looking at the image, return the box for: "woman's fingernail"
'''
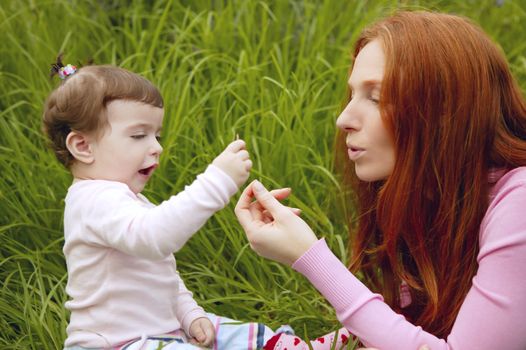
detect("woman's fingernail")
[252,180,264,193]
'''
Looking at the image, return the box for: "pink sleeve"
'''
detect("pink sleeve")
[292,180,526,350]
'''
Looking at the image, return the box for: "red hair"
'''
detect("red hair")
[337,11,526,337]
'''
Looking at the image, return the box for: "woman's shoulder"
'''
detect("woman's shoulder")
[499,166,526,183]
[489,166,526,198]
[480,167,526,251]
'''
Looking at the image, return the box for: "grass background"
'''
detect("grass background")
[1,0,525,348]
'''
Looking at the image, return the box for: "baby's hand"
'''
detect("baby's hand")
[212,139,252,188]
[189,317,215,347]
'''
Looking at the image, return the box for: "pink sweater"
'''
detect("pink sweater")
[63,165,237,348]
[293,167,526,350]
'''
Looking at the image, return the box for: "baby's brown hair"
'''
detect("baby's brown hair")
[43,65,163,167]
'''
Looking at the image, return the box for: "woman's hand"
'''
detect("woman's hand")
[188,317,215,347]
[235,180,318,265]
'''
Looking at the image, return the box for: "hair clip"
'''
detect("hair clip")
[58,64,77,80]
[50,53,78,80]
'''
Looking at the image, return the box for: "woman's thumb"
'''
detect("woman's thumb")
[252,181,283,214]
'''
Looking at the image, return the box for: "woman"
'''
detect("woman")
[236,11,526,350]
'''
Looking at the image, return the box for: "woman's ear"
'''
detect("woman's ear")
[66,131,94,164]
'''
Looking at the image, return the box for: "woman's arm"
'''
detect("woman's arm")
[236,179,526,350]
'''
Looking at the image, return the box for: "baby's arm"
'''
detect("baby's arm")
[85,141,251,259]
[172,270,209,336]
[173,272,215,346]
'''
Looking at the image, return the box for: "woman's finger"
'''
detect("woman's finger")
[236,182,295,229]
[235,183,257,229]
[250,181,288,219]
[262,209,273,224]
[248,198,265,222]
[251,188,291,212]
[290,207,301,216]
[269,187,292,201]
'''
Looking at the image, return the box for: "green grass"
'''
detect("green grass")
[1,0,525,348]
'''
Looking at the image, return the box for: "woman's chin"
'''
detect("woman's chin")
[354,166,390,182]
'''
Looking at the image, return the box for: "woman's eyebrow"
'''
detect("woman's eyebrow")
[348,79,382,90]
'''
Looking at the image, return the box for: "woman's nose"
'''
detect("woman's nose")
[336,100,360,132]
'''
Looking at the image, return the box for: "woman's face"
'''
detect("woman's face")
[336,40,395,182]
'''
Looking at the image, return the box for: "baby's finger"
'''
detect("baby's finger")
[226,139,246,152]
[238,149,250,160]
[192,325,206,343]
[202,324,215,346]
[245,159,253,171]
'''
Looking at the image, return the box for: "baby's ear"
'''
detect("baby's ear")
[66,131,94,164]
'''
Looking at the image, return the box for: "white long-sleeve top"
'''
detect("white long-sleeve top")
[63,165,237,348]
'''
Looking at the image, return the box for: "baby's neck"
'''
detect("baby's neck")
[70,162,96,183]
[72,177,86,184]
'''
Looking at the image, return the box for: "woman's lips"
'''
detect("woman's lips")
[347,147,365,161]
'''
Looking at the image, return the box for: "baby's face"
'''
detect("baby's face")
[89,99,164,194]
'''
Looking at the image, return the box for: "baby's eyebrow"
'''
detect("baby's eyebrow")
[126,123,162,132]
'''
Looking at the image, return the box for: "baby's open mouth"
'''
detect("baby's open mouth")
[138,164,156,176]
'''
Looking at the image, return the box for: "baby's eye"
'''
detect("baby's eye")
[131,134,146,139]
[156,135,162,142]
